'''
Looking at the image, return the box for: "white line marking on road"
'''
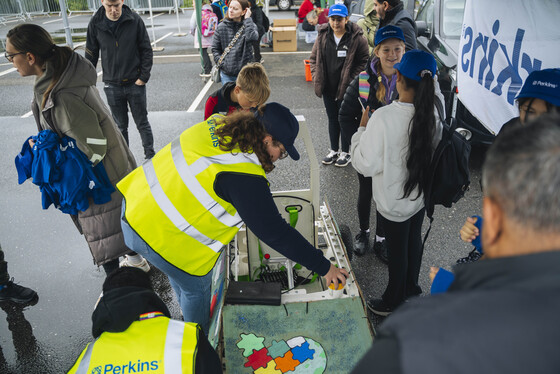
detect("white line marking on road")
[0,68,16,76]
[75,41,86,48]
[187,79,213,113]
[43,15,78,24]
[148,13,164,20]
[151,32,173,46]
[21,111,33,118]
[97,70,103,77]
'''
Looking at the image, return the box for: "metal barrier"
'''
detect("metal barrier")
[0,0,174,24]
[0,0,27,24]
[132,0,176,13]
[20,0,49,18]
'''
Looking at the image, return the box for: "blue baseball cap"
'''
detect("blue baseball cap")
[328,4,348,17]
[516,69,560,107]
[393,49,437,81]
[254,103,300,160]
[374,25,405,46]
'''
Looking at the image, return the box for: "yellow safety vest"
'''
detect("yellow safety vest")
[117,114,267,276]
[68,314,200,374]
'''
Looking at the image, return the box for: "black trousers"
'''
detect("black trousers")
[357,172,385,237]
[380,208,425,307]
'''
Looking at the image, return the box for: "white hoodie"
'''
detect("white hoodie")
[350,100,442,222]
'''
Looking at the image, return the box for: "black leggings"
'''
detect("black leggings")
[357,172,385,237]
[379,208,425,307]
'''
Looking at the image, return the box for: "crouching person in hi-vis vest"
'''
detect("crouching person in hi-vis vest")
[68,268,222,374]
[117,103,349,334]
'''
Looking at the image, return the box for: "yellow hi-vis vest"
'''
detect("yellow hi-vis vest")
[68,314,200,374]
[117,114,267,276]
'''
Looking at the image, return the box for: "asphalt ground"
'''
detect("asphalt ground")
[0,10,487,373]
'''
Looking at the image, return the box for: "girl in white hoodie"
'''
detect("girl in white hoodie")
[351,50,442,315]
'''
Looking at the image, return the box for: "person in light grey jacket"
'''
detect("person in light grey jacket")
[7,24,149,275]
[212,0,258,84]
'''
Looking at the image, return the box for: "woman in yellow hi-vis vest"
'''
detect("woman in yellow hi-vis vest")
[117,103,349,333]
[68,268,222,374]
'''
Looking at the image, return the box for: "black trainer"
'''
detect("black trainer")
[373,240,389,264]
[354,230,369,256]
[0,279,38,304]
[367,298,394,316]
[456,248,482,264]
[322,150,339,165]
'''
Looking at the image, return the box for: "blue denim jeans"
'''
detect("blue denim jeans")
[120,202,213,334]
[104,83,155,158]
[220,71,237,85]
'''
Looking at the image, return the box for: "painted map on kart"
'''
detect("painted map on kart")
[237,333,327,373]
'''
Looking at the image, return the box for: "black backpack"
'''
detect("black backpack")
[422,98,471,246]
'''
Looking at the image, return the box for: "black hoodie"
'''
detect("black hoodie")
[90,286,222,374]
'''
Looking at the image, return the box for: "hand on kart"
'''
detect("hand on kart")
[459,216,479,243]
[324,264,349,290]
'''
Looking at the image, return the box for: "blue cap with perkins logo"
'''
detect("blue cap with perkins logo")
[516,68,560,107]
[328,4,348,17]
[393,49,437,81]
[374,25,405,46]
[254,103,300,160]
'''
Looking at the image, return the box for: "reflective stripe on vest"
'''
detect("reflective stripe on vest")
[70,318,199,373]
[117,115,267,276]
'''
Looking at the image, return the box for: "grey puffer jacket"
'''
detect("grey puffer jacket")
[212,17,258,76]
[32,52,136,265]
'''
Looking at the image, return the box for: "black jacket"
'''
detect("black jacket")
[352,251,560,374]
[86,5,153,84]
[380,1,417,51]
[91,286,222,373]
[339,57,398,134]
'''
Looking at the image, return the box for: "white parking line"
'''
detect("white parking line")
[0,68,16,77]
[43,15,79,24]
[151,32,173,46]
[187,79,213,113]
[21,111,33,118]
[148,13,164,20]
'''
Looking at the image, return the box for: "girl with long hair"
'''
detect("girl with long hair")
[339,25,406,260]
[212,0,259,84]
[6,23,146,275]
[350,50,442,315]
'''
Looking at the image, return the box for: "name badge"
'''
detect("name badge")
[337,50,347,58]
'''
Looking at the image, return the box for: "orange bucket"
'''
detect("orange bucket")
[303,59,312,82]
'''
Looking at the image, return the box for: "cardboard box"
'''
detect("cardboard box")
[271,19,297,52]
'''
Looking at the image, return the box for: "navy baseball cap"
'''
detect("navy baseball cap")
[255,103,300,160]
[516,69,560,107]
[328,4,348,17]
[394,49,437,81]
[374,25,405,46]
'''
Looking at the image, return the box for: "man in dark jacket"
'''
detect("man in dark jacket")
[351,115,560,374]
[373,0,416,50]
[86,0,155,159]
[68,267,222,373]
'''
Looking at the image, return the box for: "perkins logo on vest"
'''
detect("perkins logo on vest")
[92,360,160,374]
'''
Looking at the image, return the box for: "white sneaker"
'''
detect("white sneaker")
[119,256,151,273]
